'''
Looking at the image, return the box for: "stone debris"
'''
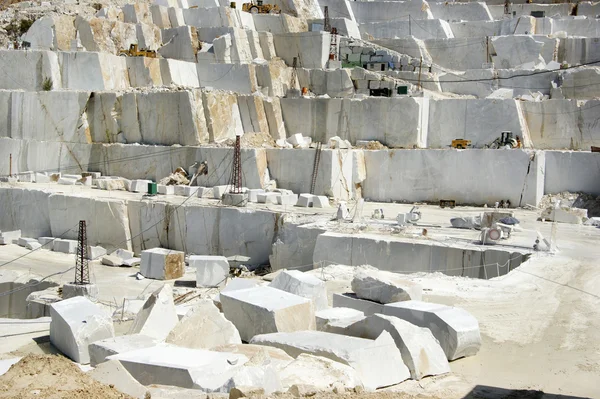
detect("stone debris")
[88,334,158,366]
[166,300,242,349]
[220,286,316,342]
[383,300,481,361]
[140,247,185,280]
[128,284,179,341]
[346,314,450,380]
[251,330,410,390]
[49,296,115,364]
[101,255,123,267]
[269,270,328,311]
[279,353,363,391]
[351,269,422,304]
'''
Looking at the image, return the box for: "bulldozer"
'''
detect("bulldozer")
[242,0,280,14]
[451,139,472,149]
[119,44,157,58]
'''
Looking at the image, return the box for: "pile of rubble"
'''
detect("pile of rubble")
[40,266,480,396]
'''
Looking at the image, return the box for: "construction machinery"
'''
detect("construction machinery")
[451,139,472,149]
[242,0,280,14]
[439,199,456,209]
[119,44,157,58]
[485,131,521,149]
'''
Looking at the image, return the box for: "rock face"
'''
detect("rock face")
[351,269,422,304]
[166,300,242,349]
[140,248,185,280]
[128,284,179,341]
[279,353,363,391]
[383,300,481,361]
[346,314,450,380]
[220,286,316,342]
[49,296,114,364]
[269,270,328,311]
[251,330,410,390]
[88,334,158,367]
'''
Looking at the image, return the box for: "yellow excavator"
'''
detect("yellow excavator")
[242,0,280,14]
[119,44,157,58]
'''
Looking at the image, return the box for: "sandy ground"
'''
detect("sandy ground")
[0,198,599,398]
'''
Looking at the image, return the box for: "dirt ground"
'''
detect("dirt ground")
[0,354,134,399]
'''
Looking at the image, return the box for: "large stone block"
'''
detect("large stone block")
[166,300,241,349]
[382,300,481,361]
[108,344,248,390]
[269,270,328,311]
[128,284,179,341]
[49,296,114,364]
[220,286,315,342]
[88,359,150,399]
[251,330,409,390]
[53,239,78,254]
[191,255,229,288]
[332,293,384,316]
[140,248,185,280]
[351,269,422,304]
[88,334,158,366]
[315,307,364,331]
[213,278,265,308]
[347,314,450,380]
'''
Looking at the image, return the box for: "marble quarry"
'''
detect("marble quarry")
[0,0,599,397]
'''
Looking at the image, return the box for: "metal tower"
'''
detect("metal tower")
[230,135,243,194]
[74,220,90,285]
[323,6,331,33]
[290,56,298,90]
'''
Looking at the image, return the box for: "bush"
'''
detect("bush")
[42,77,53,91]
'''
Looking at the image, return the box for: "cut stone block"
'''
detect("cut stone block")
[213,278,264,308]
[222,192,249,207]
[213,185,230,199]
[140,248,185,280]
[112,248,135,261]
[212,344,294,365]
[49,296,114,364]
[197,187,214,198]
[191,255,229,288]
[37,237,54,246]
[332,293,385,316]
[25,241,42,250]
[382,300,481,361]
[257,192,280,204]
[166,300,241,349]
[123,257,141,267]
[88,334,158,366]
[102,255,123,267]
[183,186,199,197]
[312,196,329,208]
[277,194,298,206]
[174,185,186,196]
[158,184,174,195]
[35,173,51,183]
[269,270,328,311]
[26,287,61,318]
[251,330,409,390]
[248,189,265,203]
[53,238,78,254]
[315,307,365,331]
[347,314,450,380]
[18,237,38,247]
[128,284,179,341]
[108,344,248,390]
[220,286,316,342]
[131,179,152,193]
[87,245,107,260]
[58,177,77,185]
[352,269,422,304]
[296,194,314,207]
[279,353,363,391]
[62,283,99,300]
[0,230,21,244]
[89,359,150,399]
